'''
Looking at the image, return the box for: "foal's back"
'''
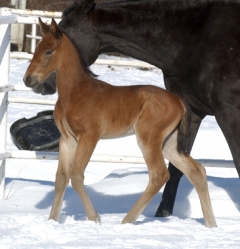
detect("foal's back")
[63,74,184,140]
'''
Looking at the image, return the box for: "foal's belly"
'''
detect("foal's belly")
[101,126,135,139]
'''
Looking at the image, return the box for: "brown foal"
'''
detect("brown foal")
[23,18,216,227]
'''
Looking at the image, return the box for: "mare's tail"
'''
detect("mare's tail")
[177,99,192,155]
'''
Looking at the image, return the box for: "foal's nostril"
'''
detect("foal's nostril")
[23,75,32,87]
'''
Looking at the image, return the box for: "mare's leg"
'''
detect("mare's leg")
[122,131,169,224]
[49,136,77,221]
[155,163,183,217]
[163,130,216,227]
[69,133,100,222]
[214,104,240,177]
[155,111,205,217]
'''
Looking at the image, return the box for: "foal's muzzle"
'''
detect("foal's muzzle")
[23,75,32,88]
[23,72,56,95]
[23,74,37,88]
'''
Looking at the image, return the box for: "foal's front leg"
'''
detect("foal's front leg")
[49,136,77,221]
[70,133,100,223]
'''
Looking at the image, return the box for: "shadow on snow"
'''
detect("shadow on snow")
[5,169,240,225]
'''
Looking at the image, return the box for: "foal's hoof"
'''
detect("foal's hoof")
[48,215,59,222]
[205,221,217,228]
[95,215,101,224]
[121,215,135,224]
[88,213,101,224]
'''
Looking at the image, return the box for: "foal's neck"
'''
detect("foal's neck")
[56,35,92,100]
[62,34,88,74]
[58,35,90,84]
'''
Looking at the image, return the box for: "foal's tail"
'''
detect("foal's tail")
[177,99,192,155]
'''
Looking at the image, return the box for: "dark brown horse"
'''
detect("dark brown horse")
[23,18,216,227]
[51,0,240,218]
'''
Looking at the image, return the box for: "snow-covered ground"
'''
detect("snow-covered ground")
[0,57,239,248]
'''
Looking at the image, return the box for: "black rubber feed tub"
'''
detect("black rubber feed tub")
[10,110,60,151]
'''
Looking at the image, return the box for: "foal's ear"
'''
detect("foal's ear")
[39,18,50,36]
[50,18,63,39]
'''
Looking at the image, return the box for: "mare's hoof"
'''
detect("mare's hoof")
[155,207,172,217]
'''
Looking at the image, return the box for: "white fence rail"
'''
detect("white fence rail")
[0,8,235,200]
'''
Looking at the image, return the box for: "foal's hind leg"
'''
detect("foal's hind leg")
[163,130,217,227]
[156,111,205,217]
[49,136,77,221]
[122,133,169,224]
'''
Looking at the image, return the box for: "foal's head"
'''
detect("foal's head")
[23,18,63,95]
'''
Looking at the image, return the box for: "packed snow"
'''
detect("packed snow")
[0,57,239,248]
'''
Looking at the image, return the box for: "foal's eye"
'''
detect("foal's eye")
[45,50,53,56]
